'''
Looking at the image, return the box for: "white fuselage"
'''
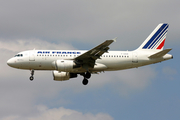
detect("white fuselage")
[7,49,172,73]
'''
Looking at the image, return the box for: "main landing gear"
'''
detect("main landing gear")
[29,69,34,81]
[82,72,91,85]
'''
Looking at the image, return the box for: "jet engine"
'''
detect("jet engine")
[55,60,80,72]
[53,71,77,81]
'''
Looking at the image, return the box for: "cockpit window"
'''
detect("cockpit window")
[14,54,23,57]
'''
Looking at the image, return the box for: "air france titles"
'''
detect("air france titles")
[37,51,81,54]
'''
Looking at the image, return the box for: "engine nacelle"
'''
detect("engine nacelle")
[55,60,80,72]
[53,71,77,81]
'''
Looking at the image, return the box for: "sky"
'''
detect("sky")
[0,0,179,120]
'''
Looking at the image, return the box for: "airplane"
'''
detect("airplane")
[7,23,173,85]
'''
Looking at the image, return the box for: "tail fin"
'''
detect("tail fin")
[137,23,169,50]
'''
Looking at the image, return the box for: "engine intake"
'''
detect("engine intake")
[53,71,77,81]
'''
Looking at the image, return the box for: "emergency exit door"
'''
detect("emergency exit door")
[29,51,35,61]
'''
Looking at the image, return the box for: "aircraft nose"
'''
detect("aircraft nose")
[7,58,14,67]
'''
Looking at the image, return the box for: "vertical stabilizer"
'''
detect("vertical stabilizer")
[137,23,169,50]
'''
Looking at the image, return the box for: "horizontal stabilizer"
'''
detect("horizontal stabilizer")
[148,48,172,59]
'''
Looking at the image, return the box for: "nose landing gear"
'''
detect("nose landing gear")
[29,69,34,81]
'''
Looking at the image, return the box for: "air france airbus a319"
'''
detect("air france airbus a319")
[7,23,173,85]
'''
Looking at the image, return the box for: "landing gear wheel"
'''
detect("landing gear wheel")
[85,72,91,79]
[30,76,34,81]
[80,72,91,85]
[82,78,88,85]
[30,69,34,81]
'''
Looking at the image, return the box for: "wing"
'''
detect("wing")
[74,38,117,71]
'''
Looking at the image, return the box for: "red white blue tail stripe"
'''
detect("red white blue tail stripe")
[139,23,169,50]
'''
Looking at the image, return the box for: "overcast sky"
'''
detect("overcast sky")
[0,0,179,120]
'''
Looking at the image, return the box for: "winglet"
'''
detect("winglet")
[112,37,117,42]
